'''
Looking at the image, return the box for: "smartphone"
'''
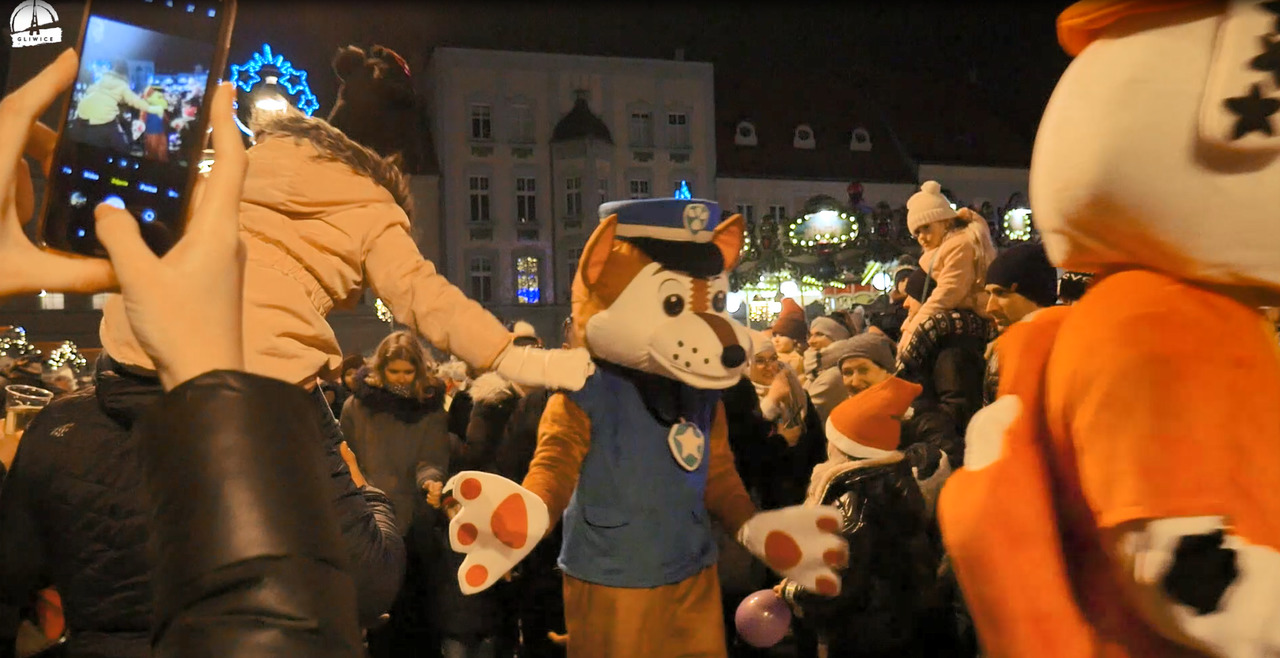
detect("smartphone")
[36,0,236,258]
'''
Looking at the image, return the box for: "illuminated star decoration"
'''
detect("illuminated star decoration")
[1225,84,1280,139]
[673,180,692,200]
[229,44,320,117]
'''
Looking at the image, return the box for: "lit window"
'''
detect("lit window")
[628,179,651,199]
[469,256,493,303]
[735,204,755,222]
[667,112,690,149]
[629,111,652,147]
[39,291,64,311]
[470,103,492,140]
[510,103,534,143]
[516,176,537,224]
[468,175,490,223]
[92,293,110,310]
[768,205,787,221]
[516,256,541,305]
[565,177,582,219]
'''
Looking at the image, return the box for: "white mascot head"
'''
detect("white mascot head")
[1032,0,1280,303]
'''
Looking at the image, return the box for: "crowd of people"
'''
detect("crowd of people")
[5,2,1280,655]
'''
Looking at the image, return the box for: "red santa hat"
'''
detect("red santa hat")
[825,376,923,459]
[771,298,808,343]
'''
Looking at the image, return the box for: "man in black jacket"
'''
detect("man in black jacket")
[0,353,404,655]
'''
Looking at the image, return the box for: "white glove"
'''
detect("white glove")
[491,343,594,392]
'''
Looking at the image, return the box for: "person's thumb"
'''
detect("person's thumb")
[95,204,158,289]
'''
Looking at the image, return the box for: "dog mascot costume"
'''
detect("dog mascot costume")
[445,198,847,657]
[938,2,1280,657]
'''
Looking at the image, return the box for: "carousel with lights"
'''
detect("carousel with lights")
[727,184,1040,328]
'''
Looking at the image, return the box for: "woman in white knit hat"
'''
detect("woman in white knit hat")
[898,180,997,352]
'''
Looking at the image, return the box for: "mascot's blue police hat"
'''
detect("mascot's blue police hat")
[598,198,724,244]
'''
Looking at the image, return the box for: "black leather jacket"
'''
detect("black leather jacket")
[139,371,362,658]
[783,455,941,656]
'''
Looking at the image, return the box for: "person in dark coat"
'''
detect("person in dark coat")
[0,352,404,658]
[322,353,366,420]
[782,378,954,658]
[896,269,994,439]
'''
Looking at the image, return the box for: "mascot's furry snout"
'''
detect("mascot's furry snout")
[652,311,747,379]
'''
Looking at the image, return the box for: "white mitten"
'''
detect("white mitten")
[443,471,550,594]
[738,505,848,596]
[491,344,594,392]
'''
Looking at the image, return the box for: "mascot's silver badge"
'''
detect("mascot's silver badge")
[682,203,709,235]
[668,420,705,471]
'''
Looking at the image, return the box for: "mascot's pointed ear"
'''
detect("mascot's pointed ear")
[580,215,619,288]
[713,213,746,272]
[333,46,366,82]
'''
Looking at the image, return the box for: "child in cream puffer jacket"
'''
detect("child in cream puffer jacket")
[897,181,997,353]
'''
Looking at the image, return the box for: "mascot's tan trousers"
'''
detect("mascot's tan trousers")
[562,565,727,658]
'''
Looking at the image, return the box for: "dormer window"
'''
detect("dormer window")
[735,120,757,146]
[793,124,815,149]
[850,127,872,152]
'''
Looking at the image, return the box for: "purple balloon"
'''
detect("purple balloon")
[734,589,792,648]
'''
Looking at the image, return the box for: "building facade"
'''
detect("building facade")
[422,47,716,341]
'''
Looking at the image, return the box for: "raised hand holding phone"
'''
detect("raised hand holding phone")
[0,49,115,298]
[95,82,247,392]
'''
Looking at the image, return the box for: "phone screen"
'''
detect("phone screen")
[37,0,235,258]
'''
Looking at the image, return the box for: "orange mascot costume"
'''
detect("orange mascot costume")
[938,1,1280,657]
[443,198,847,658]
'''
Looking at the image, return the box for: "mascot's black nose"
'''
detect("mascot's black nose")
[720,345,746,369]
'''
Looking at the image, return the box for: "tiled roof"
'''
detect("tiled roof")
[715,73,918,183]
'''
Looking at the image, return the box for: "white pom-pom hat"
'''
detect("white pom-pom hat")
[906,181,958,233]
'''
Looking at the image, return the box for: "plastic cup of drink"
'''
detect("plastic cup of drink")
[4,385,54,436]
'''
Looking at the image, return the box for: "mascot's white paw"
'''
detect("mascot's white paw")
[738,505,848,596]
[963,394,1022,471]
[443,471,550,594]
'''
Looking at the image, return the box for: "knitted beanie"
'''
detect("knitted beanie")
[825,376,923,459]
[986,243,1059,308]
[903,268,937,304]
[751,330,776,356]
[906,181,958,233]
[835,333,897,373]
[810,316,852,342]
[1058,271,1095,304]
[771,298,808,343]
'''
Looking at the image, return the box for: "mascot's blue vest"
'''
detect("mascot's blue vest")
[559,367,721,588]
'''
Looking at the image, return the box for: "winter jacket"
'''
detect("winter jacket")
[900,229,991,352]
[100,118,513,386]
[139,370,362,658]
[0,355,401,641]
[73,72,153,125]
[341,368,449,533]
[453,373,521,473]
[784,453,945,658]
[722,377,826,511]
[897,309,994,438]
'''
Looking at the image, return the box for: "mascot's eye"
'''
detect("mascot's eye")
[712,291,727,313]
[663,294,685,317]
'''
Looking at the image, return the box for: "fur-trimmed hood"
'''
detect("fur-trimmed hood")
[467,371,519,406]
[245,112,413,219]
[352,366,444,423]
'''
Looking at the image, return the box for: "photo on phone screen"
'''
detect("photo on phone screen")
[37,0,235,258]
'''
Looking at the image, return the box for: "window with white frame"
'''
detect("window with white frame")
[92,293,110,310]
[667,112,690,149]
[515,256,541,304]
[768,204,787,221]
[598,178,609,206]
[470,103,492,140]
[735,204,755,222]
[511,103,534,143]
[516,176,537,224]
[629,111,653,147]
[469,176,491,223]
[629,178,651,199]
[39,291,64,310]
[565,177,583,219]
[469,256,493,303]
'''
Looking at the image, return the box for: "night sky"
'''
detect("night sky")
[8,1,1076,143]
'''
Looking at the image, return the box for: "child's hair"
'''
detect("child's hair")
[955,208,998,284]
[366,331,441,401]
